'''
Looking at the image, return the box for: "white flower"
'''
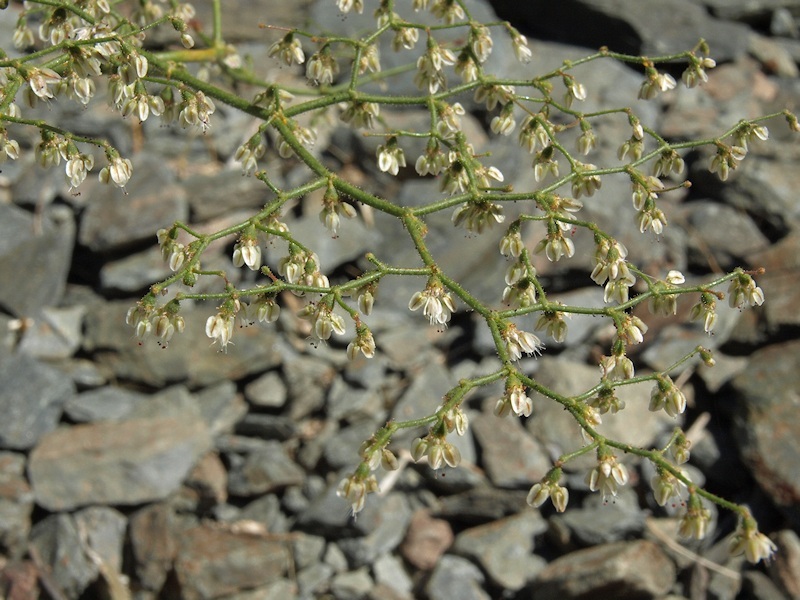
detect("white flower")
[730,525,777,564]
[600,353,634,381]
[503,325,544,361]
[206,313,235,350]
[408,286,456,326]
[377,141,406,176]
[586,454,629,499]
[527,480,569,512]
[99,156,133,188]
[727,275,765,308]
[28,67,61,100]
[232,238,262,270]
[651,470,688,507]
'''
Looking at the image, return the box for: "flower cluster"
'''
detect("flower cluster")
[586,451,630,500]
[14,0,782,561]
[409,284,456,326]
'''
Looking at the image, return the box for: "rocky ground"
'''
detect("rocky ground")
[1,0,800,599]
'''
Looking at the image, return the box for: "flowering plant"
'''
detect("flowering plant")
[2,0,789,564]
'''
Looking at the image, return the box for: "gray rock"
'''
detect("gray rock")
[391,360,455,437]
[184,166,283,222]
[533,539,677,600]
[0,353,74,450]
[234,413,298,441]
[492,0,751,61]
[283,353,336,420]
[471,413,550,489]
[73,506,127,574]
[338,493,413,567]
[425,555,490,600]
[83,301,283,387]
[29,416,212,510]
[237,493,292,534]
[174,523,290,600]
[750,231,800,329]
[701,0,800,21]
[297,562,336,600]
[719,150,800,237]
[64,386,147,422]
[99,244,173,293]
[321,419,380,470]
[326,375,389,424]
[373,553,414,598]
[0,452,34,559]
[128,503,179,593]
[769,529,800,599]
[292,534,326,571]
[78,155,188,252]
[732,340,800,525]
[195,380,249,436]
[0,204,74,316]
[330,568,374,600]
[17,305,85,359]
[552,488,646,546]
[244,370,288,408]
[435,487,530,524]
[223,579,298,600]
[226,440,306,497]
[29,514,100,599]
[452,511,548,590]
[740,570,790,600]
[683,201,771,270]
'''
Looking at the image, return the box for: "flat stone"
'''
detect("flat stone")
[17,305,85,359]
[435,487,530,524]
[78,155,188,253]
[533,539,677,600]
[29,416,212,510]
[491,0,750,61]
[0,204,74,317]
[471,413,550,489]
[683,201,770,270]
[400,510,455,571]
[283,353,337,420]
[28,514,99,599]
[0,353,74,450]
[99,244,173,294]
[226,440,305,497]
[769,529,800,600]
[244,370,287,408]
[73,506,127,574]
[330,567,374,600]
[0,452,34,559]
[338,493,413,568]
[83,301,284,388]
[195,380,249,436]
[174,523,290,600]
[750,231,800,328]
[732,340,800,525]
[425,555,490,600]
[128,502,180,593]
[452,511,548,590]
[552,488,646,546]
[373,553,414,598]
[64,386,147,422]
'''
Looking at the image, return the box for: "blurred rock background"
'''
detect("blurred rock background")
[1,0,799,598]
